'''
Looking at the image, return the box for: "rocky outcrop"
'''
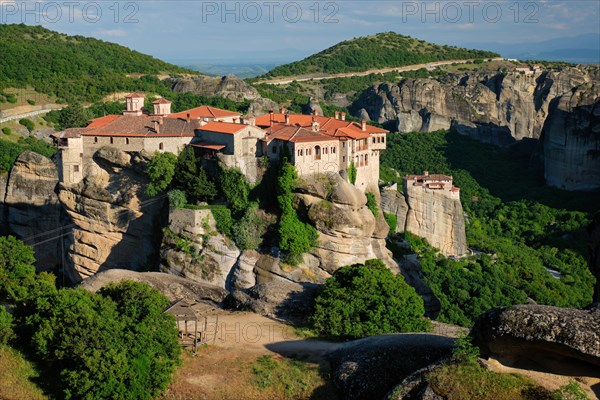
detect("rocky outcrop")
[246,96,278,117]
[160,208,240,289]
[79,269,228,304]
[385,362,446,400]
[327,334,455,400]
[226,280,320,324]
[170,75,261,101]
[352,67,596,146]
[59,148,164,282]
[588,213,600,303]
[381,185,467,257]
[471,304,600,370]
[296,173,398,274]
[3,151,62,271]
[541,84,600,191]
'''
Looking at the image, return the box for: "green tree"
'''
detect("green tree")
[167,189,187,209]
[55,102,92,130]
[277,161,318,265]
[174,147,217,202]
[145,151,177,197]
[18,118,34,133]
[219,167,250,216]
[310,259,430,338]
[0,236,36,303]
[0,307,14,345]
[232,202,266,250]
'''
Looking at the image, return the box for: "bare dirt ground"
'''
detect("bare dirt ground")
[160,307,339,400]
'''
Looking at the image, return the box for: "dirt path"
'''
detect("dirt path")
[256,57,505,85]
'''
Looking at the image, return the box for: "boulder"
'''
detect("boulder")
[471,304,600,370]
[385,362,446,400]
[79,269,228,304]
[327,334,455,400]
[170,75,261,101]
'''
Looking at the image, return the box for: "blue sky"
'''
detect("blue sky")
[2,1,599,63]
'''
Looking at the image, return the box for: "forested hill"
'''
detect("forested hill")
[0,24,194,102]
[263,32,500,78]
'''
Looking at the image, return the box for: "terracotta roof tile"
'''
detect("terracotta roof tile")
[125,92,144,98]
[198,121,248,135]
[169,106,240,120]
[152,98,172,104]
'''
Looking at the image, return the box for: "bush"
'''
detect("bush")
[26,281,181,399]
[211,206,233,237]
[219,167,250,216]
[348,161,357,185]
[310,259,430,338]
[18,118,34,133]
[146,151,177,197]
[366,192,378,216]
[453,334,480,364]
[1,127,12,136]
[0,307,14,345]
[27,99,36,105]
[277,161,318,265]
[232,202,267,250]
[384,212,398,233]
[551,381,589,400]
[0,235,36,303]
[167,189,186,209]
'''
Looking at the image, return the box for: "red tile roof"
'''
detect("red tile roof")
[198,121,247,135]
[169,106,240,120]
[80,115,201,137]
[267,125,336,143]
[255,113,387,140]
[125,92,144,98]
[189,142,227,151]
[152,98,172,104]
[87,115,120,128]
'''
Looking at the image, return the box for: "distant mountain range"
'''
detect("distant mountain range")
[465,34,600,64]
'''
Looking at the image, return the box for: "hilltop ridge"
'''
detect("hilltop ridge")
[262,32,499,78]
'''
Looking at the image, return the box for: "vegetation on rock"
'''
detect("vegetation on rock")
[0,137,56,173]
[310,259,430,338]
[146,152,178,197]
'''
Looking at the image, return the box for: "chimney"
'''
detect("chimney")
[361,119,366,131]
[311,109,317,116]
[279,107,285,114]
[341,112,346,121]
[334,111,340,120]
[153,120,160,134]
[423,170,429,176]
[285,114,290,125]
[269,109,274,127]
[186,113,191,123]
[233,117,238,123]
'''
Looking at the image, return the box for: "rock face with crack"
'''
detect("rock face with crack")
[471,304,600,369]
[2,151,63,271]
[160,208,240,289]
[170,74,261,101]
[58,148,164,282]
[327,334,455,400]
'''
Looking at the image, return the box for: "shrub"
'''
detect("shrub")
[26,281,181,399]
[348,161,357,185]
[551,381,589,400]
[174,147,216,202]
[18,118,34,133]
[366,192,378,216]
[167,189,186,209]
[232,202,266,250]
[1,127,12,136]
[27,99,36,105]
[384,212,398,233]
[211,206,233,237]
[453,334,480,364]
[0,307,14,345]
[0,235,36,303]
[219,167,250,216]
[310,259,430,338]
[146,151,177,197]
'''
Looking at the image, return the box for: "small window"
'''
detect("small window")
[94,137,98,144]
[159,142,164,151]
[342,142,346,148]
[126,138,130,145]
[110,137,114,144]
[73,165,79,173]
[332,147,336,154]
[372,138,376,143]
[343,156,346,162]
[324,147,328,155]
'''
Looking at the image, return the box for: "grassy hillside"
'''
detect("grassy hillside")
[263,32,499,78]
[0,24,193,102]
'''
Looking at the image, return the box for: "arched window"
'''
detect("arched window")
[110,137,114,144]
[298,149,303,156]
[332,147,336,154]
[314,145,321,160]
[126,138,130,145]
[159,142,164,150]
[94,137,98,144]
[365,154,369,166]
[324,147,328,155]
[373,137,376,143]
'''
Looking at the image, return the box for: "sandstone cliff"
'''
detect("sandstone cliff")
[160,208,240,289]
[541,84,600,191]
[2,151,63,272]
[352,66,600,190]
[58,148,164,282]
[381,186,467,257]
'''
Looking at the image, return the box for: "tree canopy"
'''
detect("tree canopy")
[311,259,430,338]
